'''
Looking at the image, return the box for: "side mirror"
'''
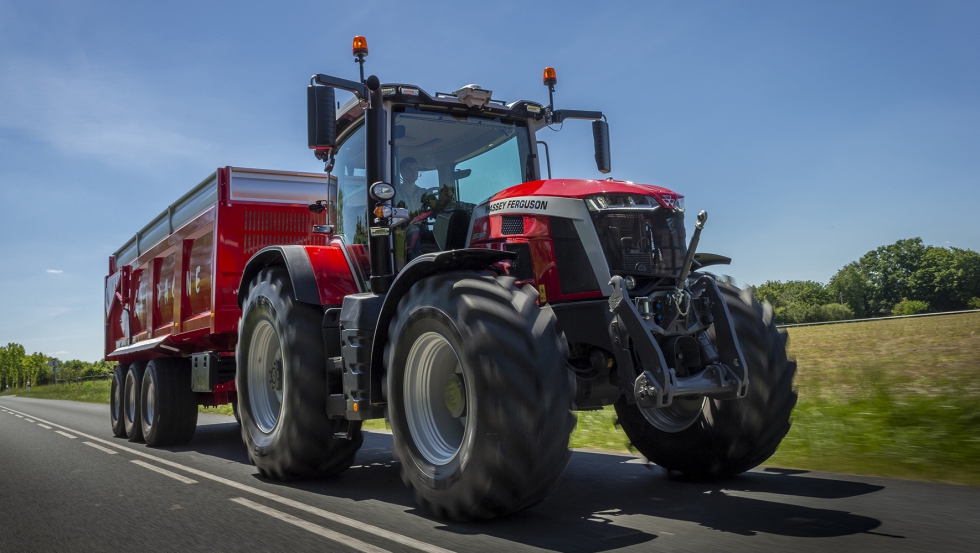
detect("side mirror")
[592,119,611,174]
[307,85,337,157]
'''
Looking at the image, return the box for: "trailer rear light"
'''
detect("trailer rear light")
[352,36,368,56]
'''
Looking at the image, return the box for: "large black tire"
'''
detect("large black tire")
[385,272,576,520]
[123,362,146,442]
[615,283,797,479]
[110,363,128,438]
[140,358,199,446]
[237,267,362,479]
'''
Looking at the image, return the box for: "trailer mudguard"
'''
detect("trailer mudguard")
[237,246,322,307]
[367,248,516,404]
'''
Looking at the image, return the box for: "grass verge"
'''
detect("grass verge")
[0,379,234,417]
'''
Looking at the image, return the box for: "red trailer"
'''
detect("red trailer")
[104,167,365,439]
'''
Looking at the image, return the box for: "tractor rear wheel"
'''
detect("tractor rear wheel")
[385,272,576,520]
[615,283,797,479]
[237,266,362,479]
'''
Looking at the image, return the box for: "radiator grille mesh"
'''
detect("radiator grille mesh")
[501,216,525,235]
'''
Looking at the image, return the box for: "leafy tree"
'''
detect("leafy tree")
[969,297,980,310]
[755,280,832,310]
[855,238,926,316]
[910,247,980,311]
[827,262,870,318]
[0,343,27,388]
[892,299,930,316]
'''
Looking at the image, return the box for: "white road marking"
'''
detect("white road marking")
[37,424,52,429]
[25,419,35,423]
[15,414,23,418]
[231,497,391,553]
[0,406,454,553]
[83,441,117,455]
[131,460,197,484]
[55,430,77,439]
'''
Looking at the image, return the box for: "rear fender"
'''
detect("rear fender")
[237,245,359,308]
[367,248,516,404]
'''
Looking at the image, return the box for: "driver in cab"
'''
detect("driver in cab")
[396,157,425,214]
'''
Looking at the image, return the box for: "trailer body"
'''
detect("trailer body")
[104,167,363,404]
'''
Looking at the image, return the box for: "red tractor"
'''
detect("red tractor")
[105,36,795,521]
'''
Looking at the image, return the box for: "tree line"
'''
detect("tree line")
[0,343,115,390]
[754,238,980,325]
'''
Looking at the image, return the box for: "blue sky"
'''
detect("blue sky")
[1,0,977,361]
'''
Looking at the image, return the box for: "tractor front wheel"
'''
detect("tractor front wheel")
[615,283,797,479]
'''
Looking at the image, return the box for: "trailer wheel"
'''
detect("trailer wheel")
[123,362,146,442]
[615,283,797,479]
[140,358,199,446]
[385,272,576,520]
[237,266,362,479]
[110,363,128,438]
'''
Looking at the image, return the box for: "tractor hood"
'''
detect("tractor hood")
[489,179,683,210]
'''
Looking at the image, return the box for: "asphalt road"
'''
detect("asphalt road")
[1,396,977,553]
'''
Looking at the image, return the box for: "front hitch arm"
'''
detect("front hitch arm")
[607,276,674,407]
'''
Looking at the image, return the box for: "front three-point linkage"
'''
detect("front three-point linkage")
[608,209,747,409]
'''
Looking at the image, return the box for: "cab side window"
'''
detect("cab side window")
[333,124,368,245]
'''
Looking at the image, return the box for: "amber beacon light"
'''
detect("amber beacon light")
[542,67,557,86]
[352,36,369,57]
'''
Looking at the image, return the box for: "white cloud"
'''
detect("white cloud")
[46,269,63,274]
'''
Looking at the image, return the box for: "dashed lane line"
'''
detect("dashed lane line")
[25,419,35,423]
[132,460,198,484]
[0,405,454,553]
[231,497,391,553]
[83,441,117,455]
[15,414,23,418]
[55,430,77,439]
[37,424,52,429]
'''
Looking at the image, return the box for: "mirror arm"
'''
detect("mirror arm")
[311,74,369,101]
[551,109,604,123]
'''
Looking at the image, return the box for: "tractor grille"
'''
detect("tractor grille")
[591,209,687,277]
[500,216,524,235]
[551,217,600,295]
[504,243,534,280]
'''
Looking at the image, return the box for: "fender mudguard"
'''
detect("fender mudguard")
[367,248,516,403]
[237,246,322,308]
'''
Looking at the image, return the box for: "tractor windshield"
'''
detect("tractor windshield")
[392,106,532,215]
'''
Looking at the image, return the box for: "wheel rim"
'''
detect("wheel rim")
[112,375,122,421]
[403,331,468,466]
[248,320,284,434]
[640,396,706,433]
[144,380,155,428]
[126,376,136,424]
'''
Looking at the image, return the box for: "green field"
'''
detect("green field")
[5,312,978,485]
[568,312,980,486]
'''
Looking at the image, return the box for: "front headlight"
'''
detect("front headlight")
[675,197,685,212]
